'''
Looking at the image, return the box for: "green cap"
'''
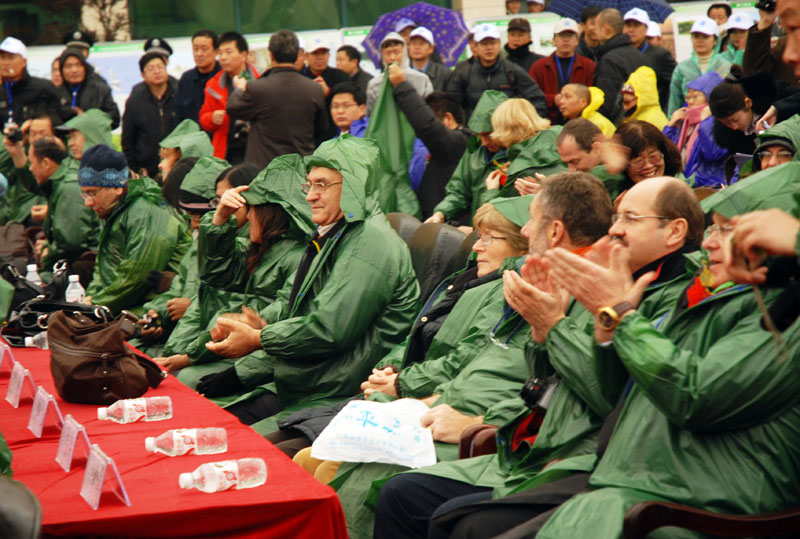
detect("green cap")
[178,156,229,210]
[305,134,380,223]
[160,119,214,157]
[702,161,800,218]
[242,153,314,237]
[468,90,509,134]
[491,195,534,227]
[58,108,113,150]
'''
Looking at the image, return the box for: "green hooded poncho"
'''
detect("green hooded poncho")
[752,114,800,171]
[537,164,800,539]
[159,119,214,158]
[433,91,509,223]
[60,108,113,152]
[86,177,192,314]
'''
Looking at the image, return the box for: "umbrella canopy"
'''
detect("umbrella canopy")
[547,0,673,23]
[363,2,469,68]
[702,161,800,218]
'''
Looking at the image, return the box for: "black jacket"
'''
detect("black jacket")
[743,23,798,87]
[177,62,221,125]
[121,78,179,177]
[416,61,453,92]
[640,43,676,113]
[393,80,470,218]
[446,57,548,120]
[301,65,350,144]
[0,72,68,126]
[576,35,598,62]
[351,69,374,93]
[504,43,545,74]
[57,73,120,129]
[594,33,649,123]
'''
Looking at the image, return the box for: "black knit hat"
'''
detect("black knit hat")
[78,144,129,187]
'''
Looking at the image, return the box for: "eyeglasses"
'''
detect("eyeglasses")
[301,181,343,194]
[331,102,358,111]
[476,234,507,246]
[79,189,102,202]
[757,150,794,161]
[707,223,734,237]
[629,152,664,171]
[611,212,672,225]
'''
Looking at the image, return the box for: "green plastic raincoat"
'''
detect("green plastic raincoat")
[170,154,312,389]
[0,429,10,477]
[538,174,800,538]
[480,126,567,204]
[621,66,669,131]
[86,177,192,314]
[230,136,419,419]
[752,114,800,171]
[433,91,509,223]
[0,148,44,225]
[159,119,214,158]
[668,52,732,116]
[60,108,113,153]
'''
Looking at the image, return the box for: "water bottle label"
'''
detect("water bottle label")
[124,398,148,423]
[211,461,239,491]
[172,429,198,455]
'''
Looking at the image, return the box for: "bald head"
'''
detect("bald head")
[564,83,590,105]
[639,177,705,245]
[598,9,624,41]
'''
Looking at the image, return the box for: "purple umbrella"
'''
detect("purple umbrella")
[363,2,470,68]
[547,0,674,23]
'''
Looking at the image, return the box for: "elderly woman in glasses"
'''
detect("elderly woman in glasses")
[615,120,684,197]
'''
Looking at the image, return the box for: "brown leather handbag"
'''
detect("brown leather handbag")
[47,310,166,404]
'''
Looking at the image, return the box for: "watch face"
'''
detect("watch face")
[598,311,613,329]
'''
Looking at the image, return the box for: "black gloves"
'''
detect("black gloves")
[197,367,244,398]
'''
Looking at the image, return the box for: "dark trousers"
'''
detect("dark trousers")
[263,428,312,458]
[373,472,491,539]
[224,391,281,425]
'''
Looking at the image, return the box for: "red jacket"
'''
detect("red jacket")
[198,63,259,159]
[529,53,596,124]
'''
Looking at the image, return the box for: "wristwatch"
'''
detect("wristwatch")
[597,301,634,331]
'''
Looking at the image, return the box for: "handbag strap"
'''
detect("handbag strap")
[135,354,167,388]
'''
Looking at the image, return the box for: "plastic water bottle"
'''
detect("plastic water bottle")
[24,332,48,349]
[25,264,42,286]
[65,275,86,303]
[145,428,227,456]
[97,396,173,423]
[179,458,266,493]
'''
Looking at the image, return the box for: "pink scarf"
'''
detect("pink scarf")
[677,105,706,158]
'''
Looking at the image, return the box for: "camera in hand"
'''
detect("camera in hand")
[519,376,559,411]
[4,122,22,143]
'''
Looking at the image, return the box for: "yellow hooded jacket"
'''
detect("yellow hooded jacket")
[621,66,668,130]
[581,87,616,138]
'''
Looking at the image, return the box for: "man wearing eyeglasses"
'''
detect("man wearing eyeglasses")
[750,114,799,172]
[195,136,419,434]
[78,144,192,314]
[121,52,179,178]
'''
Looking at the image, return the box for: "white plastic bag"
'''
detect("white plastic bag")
[310,399,436,468]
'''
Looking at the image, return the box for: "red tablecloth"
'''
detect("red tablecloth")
[0,342,347,538]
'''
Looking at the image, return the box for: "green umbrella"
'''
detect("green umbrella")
[243,153,315,237]
[702,161,800,218]
[492,194,534,227]
[305,134,381,223]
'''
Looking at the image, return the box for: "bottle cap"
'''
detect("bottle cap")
[97,407,107,420]
[68,274,80,282]
[24,336,33,347]
[179,473,193,489]
[26,264,37,271]
[145,437,155,452]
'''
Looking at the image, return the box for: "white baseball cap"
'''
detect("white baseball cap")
[527,0,545,4]
[646,21,662,38]
[623,8,651,26]
[308,36,330,53]
[726,12,753,31]
[473,24,501,43]
[0,37,27,59]
[553,18,580,36]
[297,36,306,51]
[409,27,435,46]
[691,17,720,36]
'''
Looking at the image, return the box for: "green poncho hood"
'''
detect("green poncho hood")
[506,126,565,178]
[753,114,800,170]
[178,156,229,210]
[703,160,800,218]
[242,153,315,237]
[59,108,113,150]
[159,119,214,157]
[492,194,534,227]
[468,90,509,134]
[305,134,379,223]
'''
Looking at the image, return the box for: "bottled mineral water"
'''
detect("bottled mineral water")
[24,332,48,349]
[64,275,86,303]
[97,396,173,423]
[179,458,267,493]
[25,264,42,286]
[145,428,227,456]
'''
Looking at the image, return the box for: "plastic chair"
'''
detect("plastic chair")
[407,223,468,301]
[386,212,422,244]
[458,424,499,459]
[0,475,41,539]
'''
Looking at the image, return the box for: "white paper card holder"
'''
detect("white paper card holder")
[56,414,91,473]
[28,386,64,437]
[5,362,36,408]
[0,342,16,373]
[80,444,131,510]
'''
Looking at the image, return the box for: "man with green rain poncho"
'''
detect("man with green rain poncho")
[129,155,229,357]
[78,144,192,314]
[373,175,705,539]
[156,118,214,180]
[194,135,420,427]
[154,154,312,389]
[428,90,509,226]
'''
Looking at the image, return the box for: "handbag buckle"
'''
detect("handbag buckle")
[36,313,49,329]
[52,260,68,274]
